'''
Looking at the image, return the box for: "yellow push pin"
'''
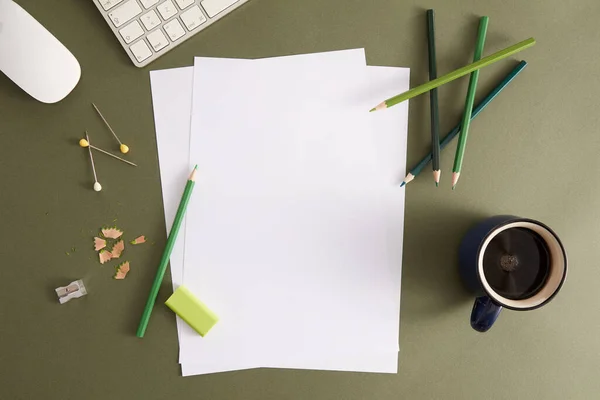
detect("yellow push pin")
[92,103,130,154]
[79,135,137,167]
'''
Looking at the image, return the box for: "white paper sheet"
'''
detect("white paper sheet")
[182,351,399,376]
[151,65,259,376]
[150,66,196,342]
[177,52,409,375]
[150,50,407,376]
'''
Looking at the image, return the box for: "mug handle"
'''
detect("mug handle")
[470,296,502,332]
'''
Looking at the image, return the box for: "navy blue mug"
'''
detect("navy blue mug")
[459,215,567,332]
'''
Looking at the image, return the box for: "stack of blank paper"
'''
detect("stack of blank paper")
[149,49,409,377]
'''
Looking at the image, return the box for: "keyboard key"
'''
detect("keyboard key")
[180,5,207,31]
[164,19,186,41]
[201,0,239,18]
[140,10,161,30]
[175,0,195,10]
[108,0,142,28]
[139,0,160,8]
[119,20,144,44]
[98,0,123,11]
[147,29,169,51]
[130,39,153,62]
[157,0,178,20]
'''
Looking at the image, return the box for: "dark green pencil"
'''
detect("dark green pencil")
[400,61,527,187]
[427,9,441,186]
[452,16,489,189]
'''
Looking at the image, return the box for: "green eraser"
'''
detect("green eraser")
[165,286,219,337]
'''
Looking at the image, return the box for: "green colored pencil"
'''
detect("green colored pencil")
[369,37,535,112]
[427,9,441,186]
[400,61,527,186]
[452,16,489,189]
[137,165,198,338]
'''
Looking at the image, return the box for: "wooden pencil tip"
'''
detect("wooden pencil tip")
[433,170,441,185]
[451,172,460,188]
[401,173,415,186]
[189,166,198,181]
[435,182,439,187]
[370,102,387,112]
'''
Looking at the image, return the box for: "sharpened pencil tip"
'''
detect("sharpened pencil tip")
[451,172,460,188]
[189,165,198,181]
[194,164,198,170]
[432,170,441,186]
[371,102,388,112]
[401,173,415,186]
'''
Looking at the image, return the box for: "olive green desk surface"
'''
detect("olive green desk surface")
[1,0,599,399]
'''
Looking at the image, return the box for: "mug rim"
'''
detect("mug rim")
[475,217,568,311]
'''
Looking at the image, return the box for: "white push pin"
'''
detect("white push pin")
[84,131,102,191]
[55,279,87,304]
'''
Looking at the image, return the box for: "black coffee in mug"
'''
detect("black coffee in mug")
[459,216,567,332]
[482,227,551,301]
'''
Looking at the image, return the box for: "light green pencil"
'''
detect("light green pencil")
[370,37,535,112]
[452,16,489,189]
[137,165,198,338]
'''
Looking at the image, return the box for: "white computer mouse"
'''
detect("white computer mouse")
[0,0,80,103]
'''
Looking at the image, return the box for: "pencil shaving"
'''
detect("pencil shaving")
[94,237,107,251]
[130,235,146,245]
[99,249,113,264]
[110,240,125,258]
[114,261,130,279]
[102,227,123,239]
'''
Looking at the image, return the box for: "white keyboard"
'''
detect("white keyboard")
[93,0,251,67]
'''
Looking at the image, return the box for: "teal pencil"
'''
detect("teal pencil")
[452,16,489,189]
[137,165,198,338]
[400,61,527,187]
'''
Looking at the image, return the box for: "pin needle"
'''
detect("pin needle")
[92,103,130,154]
[84,132,102,192]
